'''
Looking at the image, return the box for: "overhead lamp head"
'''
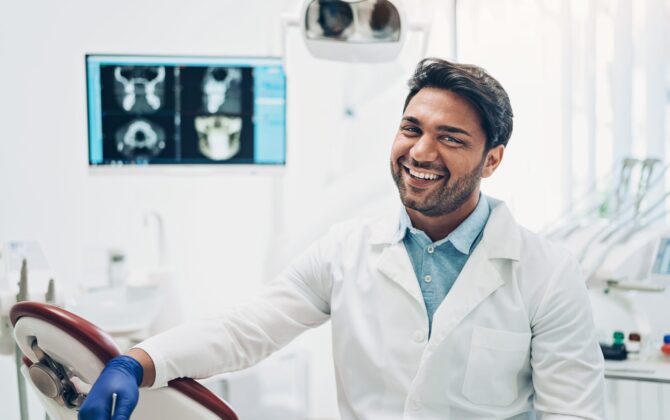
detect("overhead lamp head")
[301,0,407,62]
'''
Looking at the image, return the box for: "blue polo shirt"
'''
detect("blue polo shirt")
[399,195,491,336]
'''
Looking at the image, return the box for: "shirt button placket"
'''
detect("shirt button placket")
[413,330,426,343]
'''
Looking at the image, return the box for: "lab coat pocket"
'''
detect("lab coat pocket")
[462,326,531,407]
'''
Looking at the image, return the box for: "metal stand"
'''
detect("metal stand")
[9,257,57,420]
[15,342,29,420]
[15,259,30,420]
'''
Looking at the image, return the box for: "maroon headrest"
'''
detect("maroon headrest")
[10,301,119,362]
[10,301,238,419]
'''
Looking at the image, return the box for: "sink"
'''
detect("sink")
[66,285,162,335]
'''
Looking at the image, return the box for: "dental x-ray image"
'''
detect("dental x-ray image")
[89,56,283,166]
[178,112,254,163]
[195,116,242,161]
[112,66,168,113]
[97,64,176,163]
[201,68,243,114]
[99,64,176,115]
[178,66,254,163]
[176,66,245,115]
[101,115,175,162]
[115,118,166,159]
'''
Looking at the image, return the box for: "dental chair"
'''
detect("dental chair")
[10,301,238,420]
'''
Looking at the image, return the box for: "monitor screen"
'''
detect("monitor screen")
[86,55,286,167]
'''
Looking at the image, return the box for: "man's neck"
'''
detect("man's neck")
[406,192,481,242]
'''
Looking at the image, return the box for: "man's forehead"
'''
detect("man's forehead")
[403,88,483,130]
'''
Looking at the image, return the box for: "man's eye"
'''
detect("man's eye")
[401,126,420,134]
[440,136,463,145]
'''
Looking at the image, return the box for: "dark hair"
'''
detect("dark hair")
[404,58,514,149]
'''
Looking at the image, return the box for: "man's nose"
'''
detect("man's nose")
[409,135,438,163]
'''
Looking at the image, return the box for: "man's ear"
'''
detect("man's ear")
[481,145,504,178]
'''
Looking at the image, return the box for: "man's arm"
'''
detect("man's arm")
[530,255,606,420]
[128,232,333,389]
[126,347,156,387]
[79,233,334,419]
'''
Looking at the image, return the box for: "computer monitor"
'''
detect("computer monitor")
[86,54,286,169]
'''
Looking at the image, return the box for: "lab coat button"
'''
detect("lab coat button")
[409,399,422,411]
[413,330,426,343]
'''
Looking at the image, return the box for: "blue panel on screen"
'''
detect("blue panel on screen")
[85,55,286,167]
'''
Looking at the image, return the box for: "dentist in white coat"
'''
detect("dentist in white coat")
[80,58,605,420]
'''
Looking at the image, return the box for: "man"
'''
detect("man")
[80,59,605,419]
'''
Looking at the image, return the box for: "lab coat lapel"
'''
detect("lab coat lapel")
[427,199,521,350]
[370,199,521,327]
[376,242,424,305]
[427,245,504,349]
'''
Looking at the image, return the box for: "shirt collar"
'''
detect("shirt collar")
[396,194,491,255]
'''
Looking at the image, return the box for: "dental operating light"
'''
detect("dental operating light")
[299,0,410,62]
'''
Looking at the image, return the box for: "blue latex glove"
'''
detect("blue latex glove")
[78,355,144,420]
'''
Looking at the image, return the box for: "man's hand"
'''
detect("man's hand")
[78,355,144,420]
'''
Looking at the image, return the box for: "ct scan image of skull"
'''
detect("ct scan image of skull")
[195,116,242,161]
[113,66,166,113]
[115,118,166,159]
[201,67,242,114]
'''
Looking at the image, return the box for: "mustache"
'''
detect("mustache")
[398,157,449,175]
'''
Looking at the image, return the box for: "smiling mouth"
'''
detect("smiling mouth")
[401,163,445,182]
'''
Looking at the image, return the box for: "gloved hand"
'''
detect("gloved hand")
[78,355,144,420]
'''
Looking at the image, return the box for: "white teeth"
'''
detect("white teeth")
[408,168,440,180]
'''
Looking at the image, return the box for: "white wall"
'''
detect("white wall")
[0,1,287,417]
[0,0,301,312]
[456,0,670,230]
[0,1,455,419]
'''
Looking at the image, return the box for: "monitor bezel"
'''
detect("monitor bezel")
[85,53,287,174]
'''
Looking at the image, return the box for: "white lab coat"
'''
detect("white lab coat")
[137,197,605,419]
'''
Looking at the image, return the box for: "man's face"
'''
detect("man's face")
[390,87,491,217]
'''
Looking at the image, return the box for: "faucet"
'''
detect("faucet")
[143,210,167,267]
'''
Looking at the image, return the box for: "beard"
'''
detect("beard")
[391,155,485,217]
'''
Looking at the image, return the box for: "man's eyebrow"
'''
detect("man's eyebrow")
[436,125,471,137]
[402,116,472,137]
[401,116,421,125]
